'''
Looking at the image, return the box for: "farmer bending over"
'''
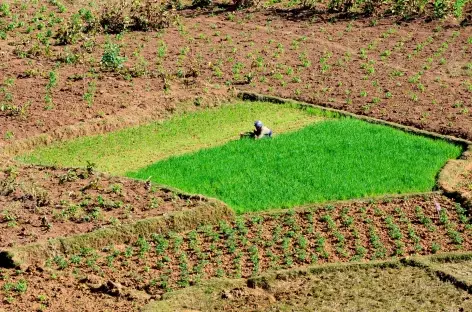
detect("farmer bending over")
[241,120,272,139]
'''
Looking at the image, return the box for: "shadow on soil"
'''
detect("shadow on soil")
[180,3,471,28]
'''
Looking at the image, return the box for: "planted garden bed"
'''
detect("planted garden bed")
[1,194,471,311]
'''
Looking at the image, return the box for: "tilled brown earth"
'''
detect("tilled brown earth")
[0,164,205,248]
[1,193,471,311]
[0,1,471,151]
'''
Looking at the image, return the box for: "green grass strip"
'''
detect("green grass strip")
[129,119,463,213]
[18,102,323,175]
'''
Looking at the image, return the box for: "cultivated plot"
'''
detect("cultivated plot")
[1,0,472,311]
[130,110,462,212]
[21,101,463,212]
[19,102,322,175]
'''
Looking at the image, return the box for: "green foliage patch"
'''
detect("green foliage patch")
[19,102,322,175]
[129,119,462,213]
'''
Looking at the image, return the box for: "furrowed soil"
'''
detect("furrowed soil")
[1,194,471,311]
[0,1,471,152]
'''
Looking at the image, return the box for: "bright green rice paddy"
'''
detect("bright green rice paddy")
[19,102,322,175]
[20,102,463,213]
[129,119,462,213]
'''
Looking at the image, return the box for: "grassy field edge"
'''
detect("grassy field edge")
[439,145,472,210]
[241,191,442,216]
[403,252,472,294]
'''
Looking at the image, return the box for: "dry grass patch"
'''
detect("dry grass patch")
[146,264,472,311]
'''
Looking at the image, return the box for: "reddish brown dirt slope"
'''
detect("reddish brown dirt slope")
[0,3,471,151]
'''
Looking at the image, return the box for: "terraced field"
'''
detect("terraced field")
[21,101,463,212]
[0,0,472,310]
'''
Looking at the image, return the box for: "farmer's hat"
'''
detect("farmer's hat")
[254,120,263,128]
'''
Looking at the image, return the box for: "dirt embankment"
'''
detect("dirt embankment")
[439,145,472,209]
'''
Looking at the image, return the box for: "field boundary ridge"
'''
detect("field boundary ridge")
[0,197,235,268]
